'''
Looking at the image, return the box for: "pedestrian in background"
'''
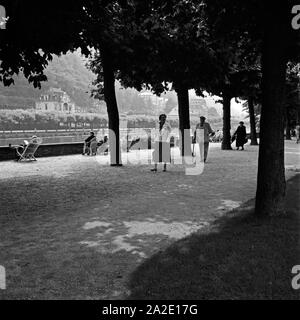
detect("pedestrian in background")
[193,116,214,163]
[233,122,247,150]
[151,114,171,172]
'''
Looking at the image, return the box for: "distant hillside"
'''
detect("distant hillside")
[0,52,222,121]
[0,51,96,109]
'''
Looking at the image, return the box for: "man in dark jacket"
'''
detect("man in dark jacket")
[233,122,247,150]
[83,131,95,155]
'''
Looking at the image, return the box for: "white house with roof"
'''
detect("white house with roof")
[35,88,76,113]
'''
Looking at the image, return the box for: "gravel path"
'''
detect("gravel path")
[0,141,299,299]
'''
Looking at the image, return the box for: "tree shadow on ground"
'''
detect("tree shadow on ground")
[127,175,300,300]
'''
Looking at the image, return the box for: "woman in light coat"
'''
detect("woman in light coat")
[151,114,171,172]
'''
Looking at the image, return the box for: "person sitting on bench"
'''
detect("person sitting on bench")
[83,131,96,155]
[97,135,109,155]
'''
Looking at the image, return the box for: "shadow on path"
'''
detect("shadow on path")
[127,175,300,300]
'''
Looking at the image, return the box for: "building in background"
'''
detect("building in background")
[139,91,167,115]
[167,106,179,121]
[167,97,209,121]
[35,88,77,113]
[90,99,107,114]
[190,97,208,117]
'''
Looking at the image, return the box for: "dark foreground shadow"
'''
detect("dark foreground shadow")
[127,175,300,300]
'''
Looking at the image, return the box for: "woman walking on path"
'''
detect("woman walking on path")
[233,122,247,150]
[151,114,171,172]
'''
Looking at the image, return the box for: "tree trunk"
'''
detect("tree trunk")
[255,4,287,216]
[102,49,122,166]
[248,96,258,145]
[221,93,232,150]
[176,86,191,157]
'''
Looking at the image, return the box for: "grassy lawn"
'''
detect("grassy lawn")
[128,174,300,300]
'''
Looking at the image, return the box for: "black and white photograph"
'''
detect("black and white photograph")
[0,0,300,307]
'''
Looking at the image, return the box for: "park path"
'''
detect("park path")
[0,141,299,299]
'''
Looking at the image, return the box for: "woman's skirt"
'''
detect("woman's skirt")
[152,141,171,163]
[236,136,246,147]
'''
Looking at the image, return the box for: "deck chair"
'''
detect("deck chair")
[128,137,141,151]
[97,141,109,155]
[16,138,42,161]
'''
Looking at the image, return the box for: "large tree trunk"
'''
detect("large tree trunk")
[102,49,122,166]
[255,5,287,216]
[176,86,191,157]
[248,96,258,145]
[221,93,232,150]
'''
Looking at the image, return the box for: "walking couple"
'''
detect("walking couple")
[151,114,215,172]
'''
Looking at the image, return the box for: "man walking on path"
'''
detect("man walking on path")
[194,116,215,163]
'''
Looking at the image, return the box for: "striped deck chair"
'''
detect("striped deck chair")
[16,138,42,161]
[97,141,109,155]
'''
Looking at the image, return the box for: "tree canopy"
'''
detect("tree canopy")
[0,0,88,87]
